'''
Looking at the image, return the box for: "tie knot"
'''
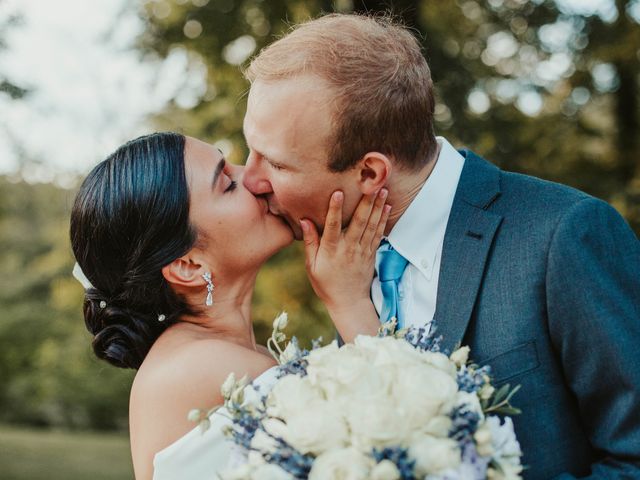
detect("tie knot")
[377,244,409,282]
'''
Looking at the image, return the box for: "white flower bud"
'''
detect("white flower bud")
[480,383,495,400]
[231,386,245,405]
[199,417,211,433]
[187,408,202,423]
[238,374,250,388]
[474,423,493,457]
[272,312,288,331]
[221,373,236,398]
[450,346,470,367]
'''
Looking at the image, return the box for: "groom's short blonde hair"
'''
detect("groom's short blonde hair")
[244,13,437,173]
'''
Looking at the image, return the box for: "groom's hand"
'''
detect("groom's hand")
[301,189,390,314]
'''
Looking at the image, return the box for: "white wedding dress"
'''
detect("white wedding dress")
[153,366,280,480]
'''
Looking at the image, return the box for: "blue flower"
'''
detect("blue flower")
[371,446,416,480]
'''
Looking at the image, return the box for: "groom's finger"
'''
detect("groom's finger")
[301,219,319,267]
[322,191,343,248]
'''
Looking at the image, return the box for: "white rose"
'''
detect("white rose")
[356,336,425,368]
[266,375,319,419]
[423,415,453,437]
[309,448,374,480]
[409,434,461,476]
[306,343,372,397]
[251,464,294,480]
[449,346,470,367]
[371,460,401,480]
[343,362,396,406]
[422,351,458,378]
[284,401,349,455]
[392,363,459,425]
[346,397,412,449]
[304,340,339,365]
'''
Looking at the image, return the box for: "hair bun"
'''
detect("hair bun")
[83,297,159,370]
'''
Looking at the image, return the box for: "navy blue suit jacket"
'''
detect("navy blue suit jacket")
[434,150,640,478]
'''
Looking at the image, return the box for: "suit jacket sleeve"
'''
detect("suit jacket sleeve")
[546,197,640,478]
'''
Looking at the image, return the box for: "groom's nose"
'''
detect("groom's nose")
[243,157,273,195]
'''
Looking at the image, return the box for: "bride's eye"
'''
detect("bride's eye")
[224,179,237,193]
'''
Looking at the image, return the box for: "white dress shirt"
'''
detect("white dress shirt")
[371,136,465,330]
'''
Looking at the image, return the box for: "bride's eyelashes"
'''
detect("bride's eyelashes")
[224,180,237,193]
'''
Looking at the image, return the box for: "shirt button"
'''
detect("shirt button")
[421,259,429,269]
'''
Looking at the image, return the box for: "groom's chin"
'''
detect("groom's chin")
[290,223,304,241]
[279,215,302,240]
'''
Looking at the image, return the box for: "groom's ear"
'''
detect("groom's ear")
[161,255,207,288]
[356,152,392,195]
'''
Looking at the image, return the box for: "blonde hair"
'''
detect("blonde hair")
[245,13,437,172]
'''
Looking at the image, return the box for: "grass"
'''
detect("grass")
[0,424,134,480]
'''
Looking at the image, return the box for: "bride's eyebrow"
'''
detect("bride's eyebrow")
[211,157,226,190]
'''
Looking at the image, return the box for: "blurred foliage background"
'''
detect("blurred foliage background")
[0,2,638,473]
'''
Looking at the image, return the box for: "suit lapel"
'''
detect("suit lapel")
[434,150,503,353]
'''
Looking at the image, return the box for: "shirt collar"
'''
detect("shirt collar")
[386,137,465,279]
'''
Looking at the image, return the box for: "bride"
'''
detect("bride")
[69,132,390,479]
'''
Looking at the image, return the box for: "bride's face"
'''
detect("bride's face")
[184,137,293,274]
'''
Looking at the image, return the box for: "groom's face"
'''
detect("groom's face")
[243,76,361,240]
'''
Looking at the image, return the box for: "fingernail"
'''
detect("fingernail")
[384,205,392,213]
[300,219,308,232]
[379,189,388,199]
[333,191,344,202]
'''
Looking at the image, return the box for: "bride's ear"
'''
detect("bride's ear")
[161,256,207,288]
[355,152,392,195]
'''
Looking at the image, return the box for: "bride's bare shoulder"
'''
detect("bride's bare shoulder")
[132,333,275,414]
[128,330,275,480]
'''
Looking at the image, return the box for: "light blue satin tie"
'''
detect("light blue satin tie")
[376,240,409,328]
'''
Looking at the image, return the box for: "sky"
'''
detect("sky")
[0,0,197,184]
[0,0,631,184]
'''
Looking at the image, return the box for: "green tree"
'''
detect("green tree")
[0,178,134,430]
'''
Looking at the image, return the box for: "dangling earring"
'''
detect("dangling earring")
[202,272,214,306]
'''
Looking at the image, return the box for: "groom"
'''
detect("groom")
[241,14,640,479]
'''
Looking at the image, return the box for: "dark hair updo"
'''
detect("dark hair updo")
[70,132,198,369]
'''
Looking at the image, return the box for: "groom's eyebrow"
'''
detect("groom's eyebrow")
[212,156,226,190]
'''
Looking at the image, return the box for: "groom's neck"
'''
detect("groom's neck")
[384,142,441,234]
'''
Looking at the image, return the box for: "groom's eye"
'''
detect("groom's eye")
[269,161,284,171]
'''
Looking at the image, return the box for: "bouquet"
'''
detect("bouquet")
[195,314,523,480]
